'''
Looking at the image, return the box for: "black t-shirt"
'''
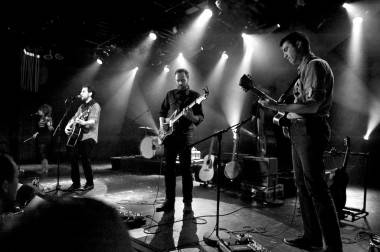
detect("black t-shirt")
[159,89,204,134]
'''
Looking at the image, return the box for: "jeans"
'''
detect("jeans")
[163,132,193,205]
[67,138,96,186]
[290,117,342,251]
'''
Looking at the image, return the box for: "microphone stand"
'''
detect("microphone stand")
[188,116,252,247]
[45,98,75,194]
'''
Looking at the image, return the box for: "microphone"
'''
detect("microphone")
[65,95,81,103]
[30,112,39,116]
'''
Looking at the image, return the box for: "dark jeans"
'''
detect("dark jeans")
[163,132,193,205]
[290,117,342,251]
[67,138,96,186]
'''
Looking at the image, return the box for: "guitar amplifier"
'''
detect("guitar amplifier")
[239,156,278,187]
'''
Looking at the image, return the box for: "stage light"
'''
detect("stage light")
[164,65,170,73]
[203,8,213,19]
[149,32,157,41]
[96,58,103,65]
[353,16,363,25]
[221,51,228,60]
[241,33,247,38]
[342,3,353,11]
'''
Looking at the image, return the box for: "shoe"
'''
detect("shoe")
[66,184,81,192]
[183,203,192,214]
[156,202,174,212]
[283,236,323,250]
[83,183,94,190]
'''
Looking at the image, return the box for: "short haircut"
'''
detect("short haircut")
[280,31,311,52]
[175,68,189,79]
[82,85,96,99]
[0,154,17,186]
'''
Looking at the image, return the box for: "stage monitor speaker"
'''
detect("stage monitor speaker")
[239,156,278,187]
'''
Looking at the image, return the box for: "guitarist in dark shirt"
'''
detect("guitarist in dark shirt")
[258,32,342,252]
[156,68,204,214]
[64,86,101,191]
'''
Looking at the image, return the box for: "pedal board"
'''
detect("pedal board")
[218,234,270,252]
[117,206,146,229]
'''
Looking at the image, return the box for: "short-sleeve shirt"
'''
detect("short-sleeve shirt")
[293,53,334,117]
[73,100,101,143]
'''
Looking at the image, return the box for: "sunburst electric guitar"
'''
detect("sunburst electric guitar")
[158,88,209,143]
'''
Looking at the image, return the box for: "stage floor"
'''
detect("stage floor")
[19,162,380,252]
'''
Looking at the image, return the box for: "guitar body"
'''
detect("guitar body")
[329,136,351,219]
[224,160,241,180]
[330,169,349,219]
[66,109,90,147]
[158,122,174,143]
[273,112,290,138]
[199,154,215,182]
[66,126,82,147]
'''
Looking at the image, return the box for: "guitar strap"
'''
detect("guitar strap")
[279,55,318,103]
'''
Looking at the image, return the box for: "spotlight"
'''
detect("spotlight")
[164,65,170,73]
[221,51,228,60]
[241,33,247,38]
[149,32,157,41]
[203,8,213,19]
[96,58,103,65]
[353,16,363,25]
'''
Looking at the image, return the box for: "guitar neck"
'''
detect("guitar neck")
[171,99,199,123]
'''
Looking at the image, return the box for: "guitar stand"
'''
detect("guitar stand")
[341,151,370,222]
[189,116,252,247]
[44,98,75,194]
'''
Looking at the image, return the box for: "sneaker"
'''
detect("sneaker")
[66,184,81,192]
[183,203,192,214]
[283,236,323,250]
[156,202,174,212]
[83,183,94,190]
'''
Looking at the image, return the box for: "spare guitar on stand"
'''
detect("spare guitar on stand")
[199,137,216,184]
[224,128,241,180]
[329,136,350,219]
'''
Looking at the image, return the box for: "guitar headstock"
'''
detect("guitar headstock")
[344,136,351,150]
[239,74,255,92]
[196,87,209,104]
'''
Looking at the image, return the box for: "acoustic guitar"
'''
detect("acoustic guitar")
[66,109,90,147]
[158,88,209,143]
[199,137,216,182]
[224,128,241,180]
[238,74,291,138]
[329,136,351,219]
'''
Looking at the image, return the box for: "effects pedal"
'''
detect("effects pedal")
[218,233,270,252]
[117,206,146,229]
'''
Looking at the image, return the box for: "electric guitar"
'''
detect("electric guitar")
[224,128,241,180]
[158,88,209,143]
[329,136,351,219]
[199,137,216,182]
[66,109,90,147]
[239,74,290,138]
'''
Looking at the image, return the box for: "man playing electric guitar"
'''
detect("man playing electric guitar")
[64,85,101,192]
[156,68,204,214]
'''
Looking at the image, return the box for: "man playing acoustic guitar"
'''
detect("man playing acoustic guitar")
[258,32,342,252]
[64,85,101,191]
[157,68,204,214]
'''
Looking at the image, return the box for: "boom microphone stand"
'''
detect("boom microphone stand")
[189,116,252,247]
[45,98,75,194]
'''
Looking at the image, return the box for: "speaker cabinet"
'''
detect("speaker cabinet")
[239,156,278,187]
